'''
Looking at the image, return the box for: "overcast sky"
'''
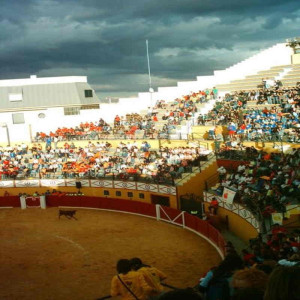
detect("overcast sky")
[0,0,299,99]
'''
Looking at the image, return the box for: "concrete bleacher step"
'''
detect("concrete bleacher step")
[283,71,300,75]
[282,78,300,83]
[286,67,300,72]
[257,70,281,75]
[217,83,262,89]
[270,64,292,70]
[283,76,300,80]
[215,63,297,92]
[282,75,300,79]
[220,84,263,90]
[245,74,277,79]
[230,78,267,84]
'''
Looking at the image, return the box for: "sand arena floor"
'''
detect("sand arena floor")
[0,207,221,300]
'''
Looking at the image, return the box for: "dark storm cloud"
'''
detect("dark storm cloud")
[0,0,299,98]
[62,0,300,23]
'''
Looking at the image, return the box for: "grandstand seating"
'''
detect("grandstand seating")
[216,64,300,93]
[281,64,300,87]
[216,65,286,92]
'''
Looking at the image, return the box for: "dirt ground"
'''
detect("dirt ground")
[0,208,221,300]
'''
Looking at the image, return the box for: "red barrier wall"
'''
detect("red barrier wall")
[0,196,20,207]
[0,195,225,255]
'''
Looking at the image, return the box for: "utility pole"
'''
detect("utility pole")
[146,40,154,105]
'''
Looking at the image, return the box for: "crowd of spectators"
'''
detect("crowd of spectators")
[0,141,211,185]
[214,148,300,218]
[33,88,217,143]
[34,119,112,142]
[196,89,300,300]
[195,230,300,300]
[202,85,300,143]
[108,232,300,300]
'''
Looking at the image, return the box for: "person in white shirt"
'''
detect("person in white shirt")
[237,164,246,173]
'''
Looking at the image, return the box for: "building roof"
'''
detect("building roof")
[0,76,100,111]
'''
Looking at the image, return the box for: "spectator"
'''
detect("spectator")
[231,268,268,298]
[158,288,203,300]
[231,287,264,300]
[208,197,219,215]
[110,259,154,300]
[264,266,300,300]
[217,166,227,181]
[203,254,244,300]
[130,257,167,299]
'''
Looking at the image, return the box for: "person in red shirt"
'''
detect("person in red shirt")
[289,238,300,249]
[114,115,121,126]
[242,249,256,266]
[64,143,70,149]
[208,197,219,215]
[40,132,46,139]
[271,224,287,236]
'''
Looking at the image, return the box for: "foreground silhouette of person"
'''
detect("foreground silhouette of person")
[264,266,300,300]
[111,259,154,300]
[130,257,167,299]
[158,288,203,300]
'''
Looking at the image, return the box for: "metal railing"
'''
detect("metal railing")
[175,153,216,185]
[33,132,196,143]
[204,173,220,191]
[1,172,176,186]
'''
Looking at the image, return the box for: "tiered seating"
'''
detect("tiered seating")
[216,64,300,93]
[191,85,300,143]
[34,90,214,142]
[197,147,300,298]
[281,64,300,87]
[0,142,211,186]
[195,225,300,300]
[215,149,299,215]
[216,65,287,92]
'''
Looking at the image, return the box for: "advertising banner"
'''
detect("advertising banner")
[222,187,236,204]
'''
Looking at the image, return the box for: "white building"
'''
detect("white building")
[0,75,101,144]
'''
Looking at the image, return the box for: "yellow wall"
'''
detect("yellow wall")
[177,160,218,204]
[1,139,214,151]
[2,139,191,150]
[204,202,258,243]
